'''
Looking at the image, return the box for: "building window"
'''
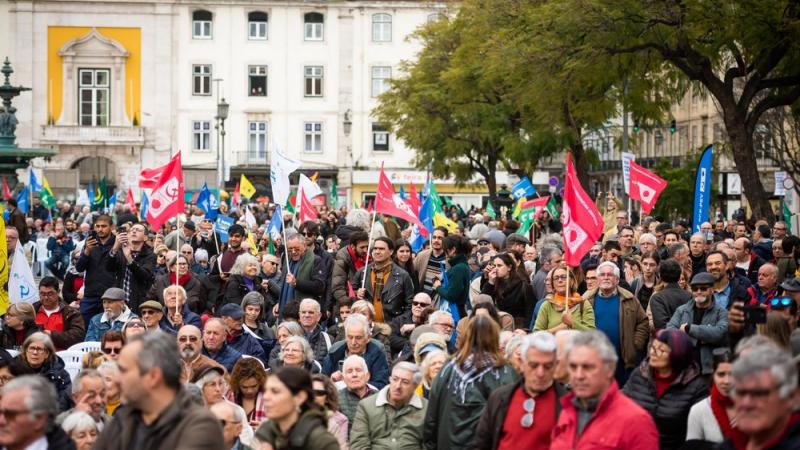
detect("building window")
[691,125,697,150]
[427,13,445,23]
[371,66,391,97]
[193,10,213,39]
[248,11,268,39]
[248,121,268,160]
[372,123,389,151]
[192,121,211,151]
[304,122,323,153]
[249,66,267,96]
[304,66,323,97]
[372,13,392,42]
[79,69,110,126]
[304,12,324,41]
[192,65,212,96]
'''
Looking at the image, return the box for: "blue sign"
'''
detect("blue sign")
[692,145,713,232]
[511,177,537,199]
[548,176,559,187]
[215,216,235,243]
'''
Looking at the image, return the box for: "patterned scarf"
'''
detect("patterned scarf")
[449,354,499,402]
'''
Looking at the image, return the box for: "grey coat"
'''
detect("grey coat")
[666,299,729,375]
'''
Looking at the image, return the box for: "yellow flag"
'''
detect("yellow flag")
[240,174,256,199]
[0,209,8,315]
[433,212,459,233]
[512,198,523,219]
[247,231,259,256]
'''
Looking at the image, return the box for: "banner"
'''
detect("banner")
[629,160,668,214]
[28,168,42,193]
[267,206,283,240]
[298,174,323,200]
[215,215,235,243]
[562,153,604,267]
[511,176,537,200]
[139,162,169,189]
[1,176,10,201]
[9,245,38,305]
[775,171,787,197]
[240,174,256,199]
[146,152,184,230]
[124,188,137,214]
[40,176,57,209]
[375,166,428,235]
[692,145,713,232]
[621,152,635,195]
[196,183,217,220]
[15,187,29,214]
[519,196,550,222]
[270,143,301,207]
[298,190,317,223]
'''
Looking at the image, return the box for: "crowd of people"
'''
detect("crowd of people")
[0,193,799,450]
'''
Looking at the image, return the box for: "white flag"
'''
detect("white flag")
[298,174,323,200]
[9,246,38,305]
[270,141,301,206]
[76,189,90,207]
[245,206,257,230]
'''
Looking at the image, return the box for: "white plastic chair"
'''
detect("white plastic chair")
[6,349,18,357]
[64,360,82,382]
[56,350,84,365]
[68,341,101,353]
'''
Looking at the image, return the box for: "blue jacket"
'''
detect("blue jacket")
[322,340,389,389]
[203,342,242,373]
[158,304,202,335]
[228,331,267,364]
[85,308,136,342]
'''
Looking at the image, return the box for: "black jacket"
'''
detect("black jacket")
[481,277,535,329]
[109,244,156,314]
[472,380,567,450]
[649,283,692,330]
[312,242,335,315]
[352,263,414,322]
[622,361,709,450]
[75,235,117,298]
[148,273,208,314]
[222,274,267,308]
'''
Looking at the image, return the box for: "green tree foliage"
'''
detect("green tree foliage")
[651,152,718,221]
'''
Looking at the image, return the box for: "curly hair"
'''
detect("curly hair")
[230,357,268,399]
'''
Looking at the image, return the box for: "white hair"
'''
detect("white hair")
[344,313,370,335]
[61,411,97,435]
[596,261,620,279]
[427,310,453,326]
[281,336,315,364]
[638,233,657,245]
[345,209,371,232]
[733,345,797,399]
[230,253,260,275]
[342,354,369,373]
[299,298,321,314]
[393,361,423,385]
[566,330,618,371]
[520,331,557,363]
[505,335,526,361]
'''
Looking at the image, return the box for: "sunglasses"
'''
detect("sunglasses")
[770,297,793,309]
[102,347,122,355]
[313,389,327,397]
[691,285,711,292]
[521,398,535,428]
[412,301,431,307]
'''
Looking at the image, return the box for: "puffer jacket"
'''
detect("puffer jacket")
[255,406,340,450]
[423,360,518,450]
[352,263,414,322]
[622,361,710,450]
[583,286,650,369]
[304,324,333,362]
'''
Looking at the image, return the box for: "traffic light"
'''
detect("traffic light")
[670,119,676,134]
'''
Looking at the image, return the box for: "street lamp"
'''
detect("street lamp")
[216,97,229,186]
[343,109,352,136]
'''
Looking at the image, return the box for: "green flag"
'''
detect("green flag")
[517,217,534,236]
[486,202,496,219]
[784,203,793,233]
[268,234,275,255]
[91,177,106,211]
[331,179,339,208]
[40,176,57,209]
[427,182,444,214]
[545,196,560,219]
[284,191,296,214]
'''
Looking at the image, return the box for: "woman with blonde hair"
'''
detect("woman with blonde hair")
[416,349,448,399]
[0,302,41,349]
[534,265,595,333]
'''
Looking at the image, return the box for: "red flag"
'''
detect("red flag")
[375,166,429,236]
[232,182,240,208]
[629,160,667,214]
[1,176,11,201]
[522,196,550,220]
[139,163,169,189]
[562,154,603,267]
[407,183,421,215]
[125,188,137,214]
[299,190,316,223]
[146,152,184,230]
[367,199,374,213]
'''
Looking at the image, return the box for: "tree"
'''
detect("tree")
[374,11,561,200]
[761,106,800,200]
[650,153,719,221]
[541,0,800,221]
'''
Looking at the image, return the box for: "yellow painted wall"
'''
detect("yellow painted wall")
[47,27,141,124]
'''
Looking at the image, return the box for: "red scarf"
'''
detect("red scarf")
[710,383,747,448]
[348,246,367,270]
[171,272,192,286]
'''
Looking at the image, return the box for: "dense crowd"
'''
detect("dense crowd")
[0,193,798,450]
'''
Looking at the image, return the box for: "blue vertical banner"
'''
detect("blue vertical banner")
[692,145,713,232]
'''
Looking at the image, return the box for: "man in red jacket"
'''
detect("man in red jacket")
[33,276,85,350]
[550,330,659,449]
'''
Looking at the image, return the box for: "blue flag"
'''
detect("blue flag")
[267,206,283,240]
[105,192,117,213]
[419,196,434,235]
[29,169,42,193]
[197,183,218,220]
[16,187,29,214]
[692,145,713,232]
[511,176,537,199]
[140,193,149,220]
[87,183,95,206]
[409,225,425,253]
[399,185,406,200]
[437,262,461,344]
[215,216,235,243]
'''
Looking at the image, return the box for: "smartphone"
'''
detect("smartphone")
[89,231,98,241]
[337,360,344,373]
[743,305,767,325]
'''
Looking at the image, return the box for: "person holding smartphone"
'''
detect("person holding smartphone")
[75,214,117,325]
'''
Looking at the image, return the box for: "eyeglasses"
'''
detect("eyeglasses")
[127,322,145,329]
[552,275,568,282]
[0,408,31,421]
[26,346,47,354]
[521,398,535,428]
[102,347,122,355]
[178,336,199,343]
[770,297,793,309]
[690,285,711,292]
[313,389,327,397]
[733,386,778,400]
[412,301,431,307]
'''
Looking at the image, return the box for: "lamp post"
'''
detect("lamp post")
[343,109,352,136]
[216,97,229,187]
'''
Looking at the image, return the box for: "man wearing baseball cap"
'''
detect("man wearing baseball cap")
[85,287,136,341]
[218,303,266,364]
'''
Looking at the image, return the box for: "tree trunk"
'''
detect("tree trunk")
[486,173,498,203]
[721,108,776,222]
[570,141,592,195]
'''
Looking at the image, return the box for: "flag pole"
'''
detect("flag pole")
[174,214,180,317]
[565,265,569,309]
[361,207,378,289]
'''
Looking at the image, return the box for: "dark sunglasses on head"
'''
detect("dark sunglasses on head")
[102,347,122,355]
[770,297,793,309]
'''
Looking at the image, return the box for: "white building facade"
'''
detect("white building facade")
[6,0,451,204]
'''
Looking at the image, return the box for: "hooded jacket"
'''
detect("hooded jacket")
[255,406,340,450]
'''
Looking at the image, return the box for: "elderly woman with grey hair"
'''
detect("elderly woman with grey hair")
[267,320,305,369]
[61,411,98,450]
[241,292,277,354]
[11,332,72,411]
[223,254,267,307]
[270,335,322,373]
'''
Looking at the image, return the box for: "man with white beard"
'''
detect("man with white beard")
[176,325,226,382]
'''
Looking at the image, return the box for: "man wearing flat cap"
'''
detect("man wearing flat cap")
[85,287,137,341]
[666,272,729,375]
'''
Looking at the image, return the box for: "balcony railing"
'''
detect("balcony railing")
[231,150,268,167]
[40,125,145,145]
